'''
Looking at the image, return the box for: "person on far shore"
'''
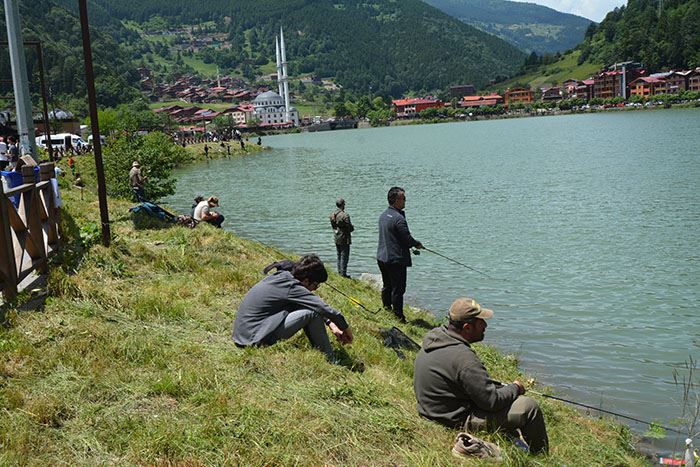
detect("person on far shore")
[204,144,210,160]
[413,297,549,455]
[129,161,147,202]
[194,196,225,228]
[257,136,262,146]
[330,197,354,278]
[376,186,423,322]
[232,254,353,360]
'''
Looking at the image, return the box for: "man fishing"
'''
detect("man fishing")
[413,297,548,454]
[232,255,353,360]
[376,186,423,322]
[330,197,354,278]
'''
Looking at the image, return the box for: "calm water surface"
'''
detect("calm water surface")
[168,110,699,449]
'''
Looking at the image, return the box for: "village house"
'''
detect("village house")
[629,76,667,97]
[222,104,255,126]
[504,87,534,107]
[541,86,562,101]
[689,68,700,92]
[562,79,579,97]
[665,70,692,93]
[392,97,443,118]
[460,94,503,108]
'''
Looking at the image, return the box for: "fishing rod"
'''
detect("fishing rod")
[530,390,686,435]
[324,282,378,315]
[418,247,493,279]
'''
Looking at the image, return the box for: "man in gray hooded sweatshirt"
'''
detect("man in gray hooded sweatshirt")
[232,255,353,358]
[413,297,548,454]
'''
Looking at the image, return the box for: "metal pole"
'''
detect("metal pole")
[78,0,110,247]
[3,0,36,159]
[35,42,53,161]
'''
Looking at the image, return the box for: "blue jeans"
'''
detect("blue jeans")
[336,243,350,276]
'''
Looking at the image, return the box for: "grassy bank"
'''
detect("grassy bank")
[0,156,647,465]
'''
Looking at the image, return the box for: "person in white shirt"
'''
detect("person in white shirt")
[193,196,225,228]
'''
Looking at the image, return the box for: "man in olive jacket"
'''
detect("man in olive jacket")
[330,198,354,278]
[376,186,423,322]
[414,297,548,454]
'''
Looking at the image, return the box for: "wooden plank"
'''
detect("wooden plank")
[3,183,35,197]
[0,194,18,300]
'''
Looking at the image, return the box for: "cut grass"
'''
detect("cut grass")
[0,154,647,465]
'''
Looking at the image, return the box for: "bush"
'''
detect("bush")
[103,132,188,202]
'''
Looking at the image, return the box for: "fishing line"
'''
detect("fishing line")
[419,247,493,279]
[530,390,686,434]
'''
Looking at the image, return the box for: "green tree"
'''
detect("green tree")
[103,132,188,201]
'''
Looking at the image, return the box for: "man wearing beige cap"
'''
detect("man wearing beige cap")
[413,297,548,454]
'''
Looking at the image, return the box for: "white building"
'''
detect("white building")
[252,91,299,126]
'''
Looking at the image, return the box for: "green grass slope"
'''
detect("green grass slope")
[0,156,646,465]
[490,50,602,91]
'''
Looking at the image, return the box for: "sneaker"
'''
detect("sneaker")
[452,432,503,462]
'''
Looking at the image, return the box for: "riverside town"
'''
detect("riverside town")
[1,0,699,465]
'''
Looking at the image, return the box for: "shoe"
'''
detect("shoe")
[452,432,502,462]
[341,274,352,279]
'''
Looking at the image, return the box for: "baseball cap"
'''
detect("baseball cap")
[449,297,494,321]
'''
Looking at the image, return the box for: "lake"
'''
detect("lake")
[167,110,700,451]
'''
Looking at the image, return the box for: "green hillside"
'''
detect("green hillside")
[423,0,593,54]
[490,50,602,91]
[0,0,141,111]
[56,0,526,96]
[578,0,700,70]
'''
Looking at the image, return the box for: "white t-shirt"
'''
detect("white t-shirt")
[193,200,210,221]
[0,142,7,162]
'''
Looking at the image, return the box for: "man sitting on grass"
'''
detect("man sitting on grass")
[413,297,548,454]
[193,196,225,228]
[232,255,353,360]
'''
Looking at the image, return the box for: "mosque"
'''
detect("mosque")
[253,28,299,127]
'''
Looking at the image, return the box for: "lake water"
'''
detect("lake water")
[167,110,700,451]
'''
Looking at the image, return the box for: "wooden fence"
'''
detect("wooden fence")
[0,163,60,300]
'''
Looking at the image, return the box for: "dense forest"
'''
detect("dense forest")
[54,0,526,96]
[578,0,700,69]
[0,0,141,112]
[423,0,593,54]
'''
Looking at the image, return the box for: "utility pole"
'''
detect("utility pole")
[3,0,37,159]
[78,0,111,247]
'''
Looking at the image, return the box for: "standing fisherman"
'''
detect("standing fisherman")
[129,161,147,202]
[330,198,354,278]
[376,186,423,322]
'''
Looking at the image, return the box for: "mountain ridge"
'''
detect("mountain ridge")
[422,0,593,54]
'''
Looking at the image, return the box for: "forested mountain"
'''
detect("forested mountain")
[0,0,140,110]
[422,0,593,54]
[578,0,700,70]
[55,0,526,95]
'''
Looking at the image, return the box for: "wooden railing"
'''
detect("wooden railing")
[0,163,60,300]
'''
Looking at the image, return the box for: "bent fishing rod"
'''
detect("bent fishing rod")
[530,390,686,435]
[416,247,493,279]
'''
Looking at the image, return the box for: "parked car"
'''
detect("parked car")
[35,133,86,150]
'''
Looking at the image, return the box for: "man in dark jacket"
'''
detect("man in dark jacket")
[330,197,354,278]
[413,297,548,454]
[232,255,353,359]
[376,186,423,322]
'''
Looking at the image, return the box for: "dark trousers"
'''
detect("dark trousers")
[377,260,407,318]
[132,186,146,202]
[204,214,225,228]
[336,243,350,276]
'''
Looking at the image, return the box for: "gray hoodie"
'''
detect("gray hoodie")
[232,270,349,346]
[413,326,520,427]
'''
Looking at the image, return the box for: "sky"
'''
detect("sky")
[511,0,627,22]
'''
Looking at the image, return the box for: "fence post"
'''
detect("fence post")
[20,165,46,274]
[0,189,18,301]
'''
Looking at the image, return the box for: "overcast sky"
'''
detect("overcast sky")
[511,0,627,22]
